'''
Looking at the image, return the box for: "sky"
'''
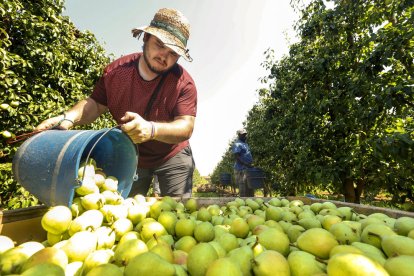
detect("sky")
[64,0,304,176]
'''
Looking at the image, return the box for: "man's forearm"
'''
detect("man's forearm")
[153,115,195,144]
[65,97,107,126]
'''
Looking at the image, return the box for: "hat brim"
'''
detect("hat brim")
[132,26,192,62]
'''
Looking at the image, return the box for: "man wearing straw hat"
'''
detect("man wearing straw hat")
[36,8,197,198]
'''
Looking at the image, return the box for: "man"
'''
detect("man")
[36,8,197,198]
[232,128,254,197]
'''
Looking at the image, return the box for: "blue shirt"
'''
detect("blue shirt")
[232,139,253,171]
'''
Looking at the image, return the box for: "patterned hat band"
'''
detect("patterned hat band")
[150,20,188,46]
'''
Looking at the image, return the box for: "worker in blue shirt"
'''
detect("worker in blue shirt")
[232,128,254,197]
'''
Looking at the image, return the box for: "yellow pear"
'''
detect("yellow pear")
[252,250,290,276]
[205,257,243,276]
[124,251,175,276]
[327,253,389,276]
[297,228,339,259]
[20,247,68,272]
[187,242,219,276]
[384,255,414,276]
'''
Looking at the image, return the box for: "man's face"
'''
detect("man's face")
[143,35,180,74]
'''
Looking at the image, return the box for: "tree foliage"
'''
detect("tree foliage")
[0,0,114,209]
[213,0,413,204]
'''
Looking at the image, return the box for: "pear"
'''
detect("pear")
[296,228,339,259]
[381,234,414,257]
[47,231,69,246]
[20,263,65,276]
[329,244,364,257]
[41,206,73,235]
[124,252,175,276]
[161,196,178,209]
[280,198,290,207]
[111,218,134,241]
[257,227,290,256]
[321,214,342,231]
[150,238,174,263]
[205,257,243,276]
[101,190,123,205]
[351,241,387,265]
[329,222,360,244]
[184,198,198,213]
[408,229,414,239]
[194,221,215,242]
[197,207,213,222]
[394,216,414,236]
[207,204,222,216]
[174,264,188,276]
[20,247,68,272]
[102,204,128,223]
[175,218,196,238]
[228,245,254,276]
[288,250,326,276]
[337,206,354,220]
[64,261,83,276]
[360,223,396,249]
[113,238,148,266]
[245,198,260,211]
[126,202,149,225]
[384,255,414,276]
[94,171,106,188]
[287,225,306,243]
[297,210,316,220]
[252,250,290,276]
[187,242,219,276]
[278,220,293,233]
[281,211,298,223]
[85,263,123,276]
[75,176,99,196]
[146,234,174,249]
[174,235,197,253]
[360,217,387,230]
[320,201,337,210]
[157,211,178,235]
[327,253,389,276]
[216,232,239,253]
[80,193,105,210]
[267,197,282,207]
[61,231,97,262]
[81,249,114,275]
[77,162,95,179]
[298,217,322,230]
[229,217,250,238]
[101,176,118,192]
[173,249,188,265]
[0,235,15,254]
[208,241,227,258]
[68,209,103,235]
[310,202,323,213]
[95,226,116,249]
[140,220,168,242]
[246,214,266,230]
[0,241,44,274]
[264,220,284,232]
[149,200,172,220]
[70,197,85,217]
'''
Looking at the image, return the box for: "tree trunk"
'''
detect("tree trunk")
[343,178,357,203]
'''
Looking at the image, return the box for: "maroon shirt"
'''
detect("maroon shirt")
[91,53,197,168]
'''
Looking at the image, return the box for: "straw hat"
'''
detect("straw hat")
[132,8,192,62]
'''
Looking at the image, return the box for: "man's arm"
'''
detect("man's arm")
[35,97,107,130]
[120,112,195,144]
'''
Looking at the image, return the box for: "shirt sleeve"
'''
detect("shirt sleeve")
[90,75,108,106]
[173,81,197,117]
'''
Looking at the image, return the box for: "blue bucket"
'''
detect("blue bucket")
[219,173,232,185]
[12,128,138,207]
[246,167,265,189]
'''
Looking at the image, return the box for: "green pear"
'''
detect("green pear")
[157,211,177,236]
[361,223,397,249]
[175,218,196,239]
[70,197,85,217]
[280,198,290,207]
[207,204,222,216]
[245,198,260,211]
[187,242,219,276]
[101,190,123,205]
[290,206,304,216]
[64,261,83,276]
[281,211,297,223]
[85,263,123,276]
[329,222,360,244]
[394,216,414,236]
[197,207,213,222]
[75,177,99,196]
[212,215,225,226]
[408,229,414,239]
[321,215,342,231]
[0,241,44,274]
[41,206,73,235]
[296,228,339,259]
[267,198,282,207]
[124,252,175,276]
[264,220,284,232]
[61,231,97,262]
[252,250,290,276]
[47,231,69,246]
[184,198,198,213]
[20,263,64,276]
[318,208,342,217]
[320,201,337,210]
[68,209,103,235]
[329,244,364,258]
[341,220,362,236]
[288,250,326,276]
[82,249,114,275]
[150,238,174,263]
[228,245,254,276]
[102,204,128,223]
[351,241,387,265]
[146,234,174,249]
[77,162,95,179]
[140,221,167,242]
[174,264,188,276]
[327,253,389,276]
[337,206,354,220]
[310,202,323,213]
[94,171,106,188]
[173,250,188,265]
[149,200,172,219]
[360,217,386,230]
[216,232,239,253]
[174,235,197,253]
[101,176,118,192]
[111,217,134,241]
[194,221,215,242]
[113,238,148,266]
[278,220,293,233]
[81,193,105,210]
[20,247,68,272]
[95,226,116,249]
[258,227,290,256]
[0,235,15,254]
[229,217,250,238]
[384,255,414,276]
[208,241,227,258]
[381,234,414,257]
[298,217,322,229]
[205,257,243,276]
[297,210,316,220]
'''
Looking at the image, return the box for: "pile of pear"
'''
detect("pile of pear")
[1,162,414,275]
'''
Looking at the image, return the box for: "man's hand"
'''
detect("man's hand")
[35,115,73,131]
[120,112,153,144]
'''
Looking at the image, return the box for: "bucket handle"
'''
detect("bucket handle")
[78,125,139,186]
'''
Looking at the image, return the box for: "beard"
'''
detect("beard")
[143,42,171,75]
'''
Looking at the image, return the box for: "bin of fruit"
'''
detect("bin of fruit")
[1,160,414,275]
